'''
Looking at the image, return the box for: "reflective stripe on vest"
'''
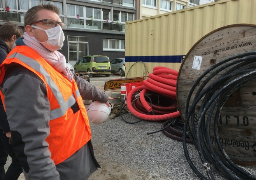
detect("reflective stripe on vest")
[8,53,80,120]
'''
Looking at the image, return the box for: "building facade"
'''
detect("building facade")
[0,0,137,65]
[200,0,214,5]
[138,0,200,19]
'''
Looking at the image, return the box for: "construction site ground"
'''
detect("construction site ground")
[6,74,256,180]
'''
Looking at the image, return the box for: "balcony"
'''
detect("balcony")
[0,11,21,22]
[66,19,125,32]
[0,12,125,33]
[103,22,124,31]
[102,0,122,5]
[189,0,200,5]
[101,0,134,7]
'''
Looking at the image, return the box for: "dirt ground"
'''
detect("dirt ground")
[12,156,150,180]
[87,144,167,180]
[12,145,159,180]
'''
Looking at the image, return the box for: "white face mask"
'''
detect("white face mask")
[11,43,16,49]
[11,36,16,49]
[32,25,65,51]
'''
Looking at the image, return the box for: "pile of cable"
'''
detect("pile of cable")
[161,118,192,143]
[183,52,256,180]
[127,66,180,121]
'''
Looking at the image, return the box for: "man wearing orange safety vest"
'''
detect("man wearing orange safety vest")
[0,4,111,180]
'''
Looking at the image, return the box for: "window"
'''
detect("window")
[103,39,125,51]
[2,0,61,23]
[82,57,91,63]
[94,57,109,63]
[111,59,118,64]
[121,12,134,22]
[160,0,172,11]
[128,13,133,21]
[68,4,83,17]
[68,36,88,42]
[68,36,89,64]
[86,7,102,30]
[77,6,84,17]
[142,0,156,7]
[176,3,185,10]
[6,0,41,11]
[123,0,134,7]
[113,10,120,22]
[31,0,40,7]
[3,0,20,21]
[94,8,101,19]
[19,0,29,10]
[190,0,200,5]
[43,1,63,15]
[113,0,122,5]
[103,9,123,31]
[121,40,125,49]
[103,9,110,21]
[20,12,26,22]
[6,0,17,10]
[86,7,101,19]
[103,0,112,3]
[86,7,93,18]
[103,39,108,48]
[67,4,84,28]
[121,12,127,22]
[67,18,84,28]
[110,39,118,49]
[86,20,101,30]
[103,10,129,31]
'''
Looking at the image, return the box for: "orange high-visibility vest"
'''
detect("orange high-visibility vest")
[0,46,91,165]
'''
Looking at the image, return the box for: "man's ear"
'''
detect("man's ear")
[25,25,34,36]
[11,35,16,42]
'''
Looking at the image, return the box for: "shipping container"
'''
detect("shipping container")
[125,0,256,78]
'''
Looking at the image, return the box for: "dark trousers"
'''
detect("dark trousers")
[0,130,23,180]
[0,131,7,180]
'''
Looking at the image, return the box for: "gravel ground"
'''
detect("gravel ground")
[7,113,256,180]
[89,114,199,180]
[88,113,256,180]
[4,76,256,180]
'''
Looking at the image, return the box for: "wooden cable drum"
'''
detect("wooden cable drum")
[177,24,256,165]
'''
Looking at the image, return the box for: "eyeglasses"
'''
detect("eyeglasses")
[30,19,67,29]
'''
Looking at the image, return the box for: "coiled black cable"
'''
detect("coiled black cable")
[182,52,256,180]
[161,118,192,143]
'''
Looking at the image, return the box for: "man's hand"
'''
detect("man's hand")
[6,131,11,138]
[106,97,113,107]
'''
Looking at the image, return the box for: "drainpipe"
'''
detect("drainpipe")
[63,0,67,25]
[136,0,140,20]
[172,0,177,11]
[157,0,160,15]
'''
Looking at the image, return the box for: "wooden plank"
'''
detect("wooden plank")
[104,77,144,90]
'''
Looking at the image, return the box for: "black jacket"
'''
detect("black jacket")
[0,39,10,132]
[0,39,10,64]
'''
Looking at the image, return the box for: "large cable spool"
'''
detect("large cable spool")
[177,24,256,165]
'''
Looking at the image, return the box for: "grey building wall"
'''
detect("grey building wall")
[59,30,125,61]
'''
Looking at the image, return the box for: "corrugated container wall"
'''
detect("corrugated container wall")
[125,0,256,78]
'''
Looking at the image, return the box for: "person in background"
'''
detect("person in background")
[0,22,23,180]
[0,4,111,180]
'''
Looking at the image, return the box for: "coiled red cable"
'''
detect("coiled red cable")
[126,66,180,121]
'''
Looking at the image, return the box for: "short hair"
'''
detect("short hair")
[24,4,60,27]
[0,22,23,42]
